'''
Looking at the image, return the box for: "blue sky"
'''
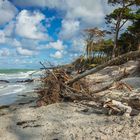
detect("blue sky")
[0,0,113,69]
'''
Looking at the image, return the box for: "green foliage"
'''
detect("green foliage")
[108,0,140,6]
[119,9,140,54]
[119,32,137,53]
[106,8,132,24]
[79,0,140,66]
[105,0,140,57]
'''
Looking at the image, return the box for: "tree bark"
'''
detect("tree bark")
[138,40,140,50]
[112,15,122,58]
[67,50,140,85]
[112,32,119,58]
[112,1,127,58]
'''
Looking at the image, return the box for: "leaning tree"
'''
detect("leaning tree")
[106,0,140,58]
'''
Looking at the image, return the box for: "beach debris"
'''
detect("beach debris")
[36,67,90,106]
[36,52,140,116]
[128,94,140,110]
[103,99,132,117]
[91,69,130,94]
[112,81,133,91]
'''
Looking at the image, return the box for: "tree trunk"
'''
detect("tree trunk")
[112,29,119,58]
[112,3,126,58]
[67,50,140,85]
[138,40,140,50]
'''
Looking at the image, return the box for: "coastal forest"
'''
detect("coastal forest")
[73,0,140,69]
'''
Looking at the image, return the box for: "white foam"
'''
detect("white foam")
[0,70,41,100]
[0,70,36,81]
[0,84,26,96]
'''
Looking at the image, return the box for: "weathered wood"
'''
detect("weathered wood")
[67,50,140,85]
[92,71,129,94]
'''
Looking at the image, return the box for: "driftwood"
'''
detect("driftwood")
[36,68,91,106]
[103,99,132,117]
[67,50,140,85]
[92,70,129,94]
[37,62,123,101]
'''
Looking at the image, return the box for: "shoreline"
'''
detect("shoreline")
[0,91,38,108]
[0,69,42,105]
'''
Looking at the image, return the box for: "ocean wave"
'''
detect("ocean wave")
[0,84,26,96]
[0,70,41,105]
[0,70,37,81]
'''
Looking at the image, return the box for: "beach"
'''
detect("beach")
[0,61,140,140]
[1,101,140,140]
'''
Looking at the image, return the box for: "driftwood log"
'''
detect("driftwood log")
[67,50,140,85]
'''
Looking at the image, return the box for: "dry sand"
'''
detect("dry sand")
[1,101,140,140]
[0,60,140,140]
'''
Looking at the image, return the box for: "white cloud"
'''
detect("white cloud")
[15,10,48,40]
[13,0,110,25]
[3,21,15,36]
[0,8,49,57]
[0,22,16,44]
[50,51,63,59]
[14,38,39,56]
[0,0,18,25]
[16,47,34,56]
[71,38,85,53]
[14,59,33,64]
[60,19,80,40]
[0,30,6,43]
[12,39,21,47]
[46,40,65,50]
[19,39,39,50]
[0,48,10,57]
[12,0,63,8]
[65,0,105,25]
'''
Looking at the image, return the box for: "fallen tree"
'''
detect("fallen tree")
[66,50,140,85]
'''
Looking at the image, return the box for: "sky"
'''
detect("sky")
[0,0,113,69]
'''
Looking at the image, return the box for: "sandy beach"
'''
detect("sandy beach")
[1,61,140,140]
[1,96,140,140]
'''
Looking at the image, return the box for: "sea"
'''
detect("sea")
[0,69,42,105]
